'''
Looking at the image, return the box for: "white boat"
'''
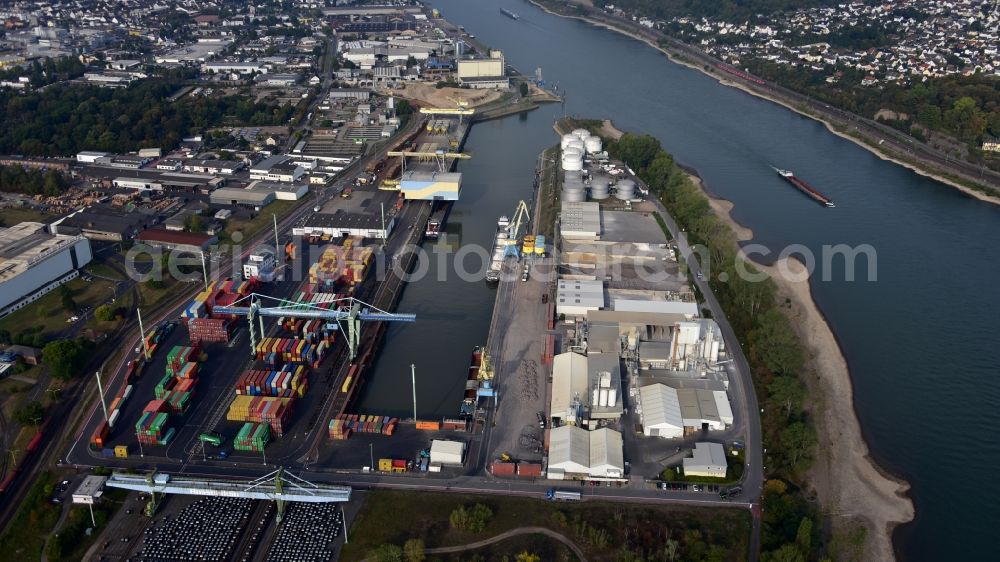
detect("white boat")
[486,216,510,284]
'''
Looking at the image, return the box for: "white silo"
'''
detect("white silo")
[561,133,578,150]
[584,135,602,153]
[590,175,610,199]
[572,128,590,141]
[561,153,583,171]
[561,188,586,203]
[615,179,636,200]
[566,139,586,155]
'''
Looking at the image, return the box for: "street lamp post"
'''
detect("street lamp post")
[369,443,374,471]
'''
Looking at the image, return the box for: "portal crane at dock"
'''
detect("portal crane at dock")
[212,293,417,361]
[503,200,531,258]
[387,149,471,172]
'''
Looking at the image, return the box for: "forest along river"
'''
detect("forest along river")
[359,1,1000,559]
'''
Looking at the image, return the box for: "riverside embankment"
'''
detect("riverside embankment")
[686,170,915,561]
[527,0,1000,204]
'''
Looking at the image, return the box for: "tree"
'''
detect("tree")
[762,543,805,562]
[449,503,493,532]
[403,538,425,562]
[42,339,87,380]
[13,401,44,426]
[519,81,529,96]
[185,214,203,233]
[367,544,403,562]
[515,552,541,562]
[59,284,76,314]
[780,422,817,474]
[767,376,805,419]
[794,517,813,554]
[748,309,803,375]
[94,304,115,322]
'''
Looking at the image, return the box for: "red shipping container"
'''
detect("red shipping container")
[491,461,516,476]
[517,463,543,478]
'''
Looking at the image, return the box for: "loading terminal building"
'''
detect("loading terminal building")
[0,222,93,318]
[293,210,395,241]
[398,171,462,201]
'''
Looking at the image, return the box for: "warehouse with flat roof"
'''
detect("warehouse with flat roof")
[683,442,728,478]
[0,222,93,318]
[560,202,601,240]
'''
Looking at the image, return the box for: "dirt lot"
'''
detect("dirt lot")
[385,83,503,109]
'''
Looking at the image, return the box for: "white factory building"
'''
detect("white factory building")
[547,426,624,480]
[638,383,733,438]
[243,247,276,282]
[250,156,306,183]
[457,50,508,89]
[560,202,601,241]
[0,223,93,318]
[429,439,465,466]
[550,351,624,426]
[638,319,724,371]
[555,279,604,317]
[683,442,728,478]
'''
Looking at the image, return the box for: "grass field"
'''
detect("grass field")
[0,470,61,560]
[341,490,750,562]
[0,206,52,226]
[0,277,119,341]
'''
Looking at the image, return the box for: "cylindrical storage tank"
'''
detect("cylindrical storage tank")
[564,170,583,182]
[562,146,583,159]
[616,179,636,200]
[584,135,602,153]
[590,187,609,200]
[561,155,583,171]
[564,175,584,188]
[566,139,585,154]
[589,175,610,196]
[561,188,586,203]
[572,128,590,141]
[561,133,578,150]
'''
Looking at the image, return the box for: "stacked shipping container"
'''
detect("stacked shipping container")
[233,422,270,452]
[253,337,327,368]
[186,317,234,344]
[226,395,295,437]
[327,413,397,438]
[181,278,257,319]
[307,240,374,292]
[235,365,309,398]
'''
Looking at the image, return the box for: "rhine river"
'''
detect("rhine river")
[357,0,1000,558]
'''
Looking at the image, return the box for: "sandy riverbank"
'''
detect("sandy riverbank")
[685,170,914,560]
[528,0,1000,206]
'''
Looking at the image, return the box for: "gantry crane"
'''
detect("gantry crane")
[387,149,471,172]
[212,293,416,361]
[503,200,531,259]
[418,96,476,125]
